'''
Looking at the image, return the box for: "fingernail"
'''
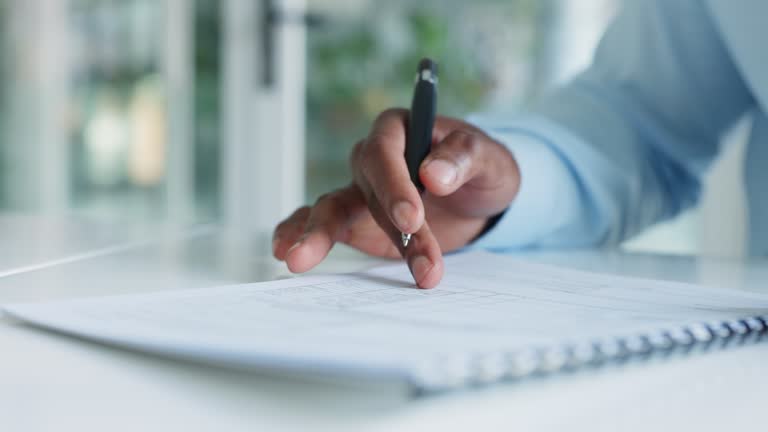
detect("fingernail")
[409,255,433,285]
[286,240,302,255]
[424,159,457,185]
[392,201,417,232]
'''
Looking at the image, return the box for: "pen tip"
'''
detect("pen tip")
[401,233,411,248]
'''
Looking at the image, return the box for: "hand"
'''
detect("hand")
[272,108,521,288]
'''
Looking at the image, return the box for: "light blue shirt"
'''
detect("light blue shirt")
[472,0,768,255]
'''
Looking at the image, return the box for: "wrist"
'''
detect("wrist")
[472,210,507,243]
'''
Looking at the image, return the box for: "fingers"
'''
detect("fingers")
[351,109,444,287]
[273,206,311,260]
[353,109,425,236]
[277,111,514,288]
[274,185,444,288]
[403,222,444,289]
[419,130,500,196]
[419,130,511,196]
[282,186,366,273]
[365,197,444,288]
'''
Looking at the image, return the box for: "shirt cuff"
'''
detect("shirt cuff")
[468,118,582,251]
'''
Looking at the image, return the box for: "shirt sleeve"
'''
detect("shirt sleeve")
[468,116,591,251]
[469,0,755,251]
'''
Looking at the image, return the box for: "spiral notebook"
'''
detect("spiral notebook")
[4,251,768,394]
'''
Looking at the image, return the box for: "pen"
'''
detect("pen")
[402,58,438,248]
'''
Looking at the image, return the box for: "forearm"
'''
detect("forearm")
[470,0,754,251]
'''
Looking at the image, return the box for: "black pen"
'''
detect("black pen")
[402,58,438,248]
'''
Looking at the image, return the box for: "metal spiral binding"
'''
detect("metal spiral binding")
[412,315,768,395]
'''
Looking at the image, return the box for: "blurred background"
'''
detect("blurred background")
[0,0,747,257]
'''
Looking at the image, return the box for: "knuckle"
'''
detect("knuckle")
[275,217,290,231]
[433,130,482,167]
[368,108,407,144]
[366,131,400,153]
[277,206,309,230]
[273,222,288,236]
[314,192,336,208]
[359,138,391,173]
[349,139,365,168]
[375,107,407,123]
[293,205,311,216]
[313,190,353,223]
[457,131,482,157]
[293,206,311,222]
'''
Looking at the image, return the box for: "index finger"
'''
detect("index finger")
[354,108,424,235]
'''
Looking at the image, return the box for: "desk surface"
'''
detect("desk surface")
[0,213,184,277]
[1,218,767,431]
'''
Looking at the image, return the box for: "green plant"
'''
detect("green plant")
[305,6,498,200]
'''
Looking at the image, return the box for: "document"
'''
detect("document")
[4,252,768,391]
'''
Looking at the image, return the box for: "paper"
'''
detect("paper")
[4,251,768,387]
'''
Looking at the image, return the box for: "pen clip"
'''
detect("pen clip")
[414,70,438,84]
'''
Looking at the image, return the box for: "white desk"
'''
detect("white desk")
[0,212,187,277]
[2,220,767,432]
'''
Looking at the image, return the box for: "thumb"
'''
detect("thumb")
[419,130,520,198]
